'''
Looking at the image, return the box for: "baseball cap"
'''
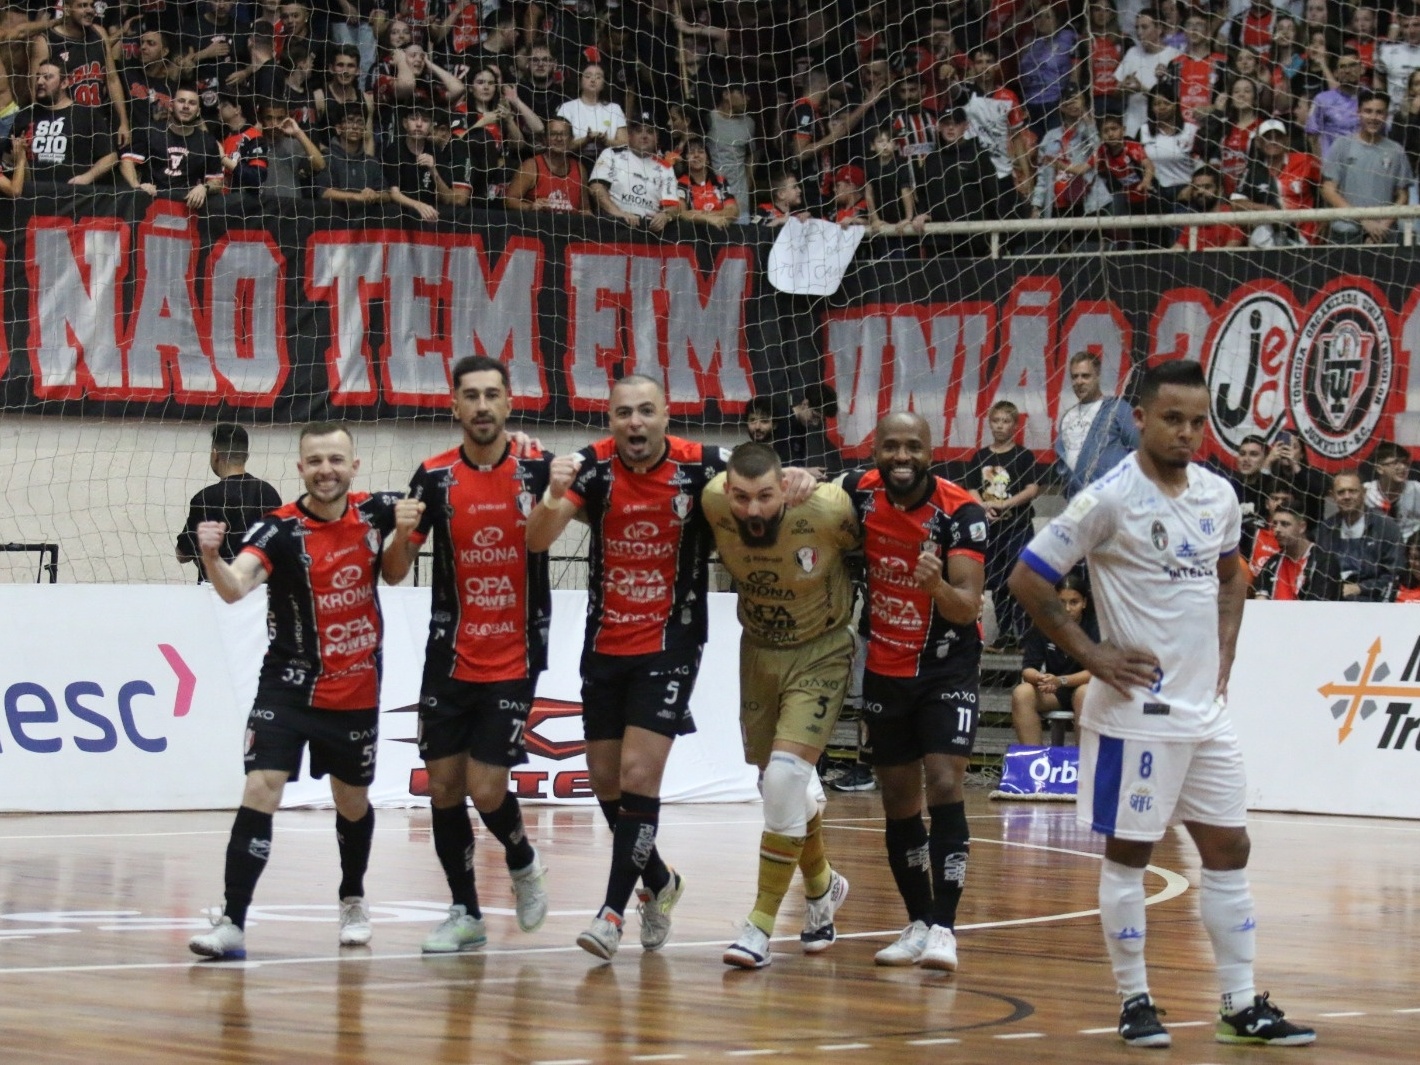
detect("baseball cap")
[833,164,865,187]
[1257,119,1288,137]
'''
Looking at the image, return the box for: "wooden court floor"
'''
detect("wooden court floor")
[0,787,1414,1064]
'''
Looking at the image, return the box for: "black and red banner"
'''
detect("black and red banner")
[1,192,1416,468]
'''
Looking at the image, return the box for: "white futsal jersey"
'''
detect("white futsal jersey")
[1020,454,1241,742]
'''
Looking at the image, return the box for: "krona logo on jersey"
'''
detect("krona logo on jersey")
[1318,636,1420,749]
[0,644,197,755]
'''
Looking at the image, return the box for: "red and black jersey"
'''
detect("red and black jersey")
[1077,32,1124,102]
[678,170,735,212]
[1168,52,1224,125]
[240,491,400,711]
[842,470,989,679]
[220,123,267,188]
[565,435,727,656]
[44,26,110,109]
[406,442,552,683]
[1095,139,1150,202]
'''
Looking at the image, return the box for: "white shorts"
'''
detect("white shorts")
[1076,726,1248,842]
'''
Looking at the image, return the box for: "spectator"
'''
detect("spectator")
[273,40,319,128]
[1095,112,1155,235]
[318,103,387,206]
[12,60,119,189]
[514,42,565,129]
[1201,75,1263,196]
[1138,88,1198,206]
[313,45,374,144]
[1321,89,1413,243]
[1365,442,1420,537]
[829,163,869,223]
[179,0,244,116]
[383,42,466,117]
[449,6,518,85]
[122,29,180,132]
[706,84,755,222]
[1117,8,1181,136]
[744,396,777,445]
[256,98,325,203]
[120,85,222,208]
[1315,469,1405,600]
[966,400,1040,654]
[504,115,587,213]
[1030,90,1111,235]
[1165,10,1226,127]
[464,65,531,156]
[1249,480,1298,578]
[383,102,468,222]
[175,423,282,583]
[588,117,681,232]
[1254,504,1344,601]
[677,136,739,229]
[0,9,57,139]
[1230,118,1322,246]
[777,383,842,479]
[1011,573,1096,744]
[1054,351,1138,497]
[223,17,280,103]
[785,68,866,216]
[963,46,1031,212]
[1018,0,1078,137]
[755,170,808,225]
[1172,164,1246,249]
[1385,530,1420,602]
[1076,0,1128,119]
[1226,434,1275,560]
[1269,16,1307,113]
[1343,2,1380,84]
[864,126,915,226]
[1306,49,1363,157]
[426,0,484,78]
[915,108,997,253]
[216,93,266,192]
[1379,12,1420,117]
[887,74,936,164]
[31,0,130,149]
[328,1,377,77]
[1224,0,1280,55]
[0,126,25,196]
[557,62,627,163]
[275,2,326,64]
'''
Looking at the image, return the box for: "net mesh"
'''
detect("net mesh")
[0,1,1414,592]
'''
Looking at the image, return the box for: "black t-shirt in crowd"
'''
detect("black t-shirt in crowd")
[382,137,460,204]
[13,102,115,183]
[124,123,223,190]
[964,443,1038,539]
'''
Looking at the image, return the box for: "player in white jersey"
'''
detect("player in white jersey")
[1008,360,1316,1050]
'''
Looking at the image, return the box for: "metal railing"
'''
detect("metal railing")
[2,542,59,583]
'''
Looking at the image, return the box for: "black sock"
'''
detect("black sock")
[885,814,934,924]
[431,803,479,916]
[928,801,970,929]
[223,805,273,930]
[599,795,668,893]
[335,807,375,900]
[603,791,659,915]
[479,792,536,870]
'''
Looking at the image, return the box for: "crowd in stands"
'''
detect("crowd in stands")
[0,0,1413,244]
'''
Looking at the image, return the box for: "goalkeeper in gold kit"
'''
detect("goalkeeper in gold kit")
[700,442,862,968]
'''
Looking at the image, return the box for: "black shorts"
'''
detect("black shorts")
[244,704,378,786]
[581,647,700,742]
[859,670,979,767]
[418,676,535,767]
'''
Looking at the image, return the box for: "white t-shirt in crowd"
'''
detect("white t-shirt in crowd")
[1140,120,1199,190]
[1021,455,1242,741]
[556,97,627,143]
[1058,398,1103,471]
[589,146,680,217]
[1117,44,1180,136]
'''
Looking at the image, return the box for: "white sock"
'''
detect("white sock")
[1099,858,1149,998]
[1200,867,1256,1013]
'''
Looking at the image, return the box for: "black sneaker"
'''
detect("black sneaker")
[1215,992,1317,1046]
[828,763,876,792]
[1118,993,1171,1048]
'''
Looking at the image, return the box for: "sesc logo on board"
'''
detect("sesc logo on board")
[1290,288,1393,460]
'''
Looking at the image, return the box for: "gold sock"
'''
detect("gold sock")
[749,830,803,934]
[799,812,831,898]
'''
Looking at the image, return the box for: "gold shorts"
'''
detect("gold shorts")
[739,627,855,767]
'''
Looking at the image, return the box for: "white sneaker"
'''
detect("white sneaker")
[576,907,623,960]
[723,920,772,969]
[635,869,685,951]
[875,919,931,966]
[510,850,549,933]
[421,904,487,954]
[920,924,959,972]
[800,869,849,953]
[338,897,373,946]
[189,915,247,960]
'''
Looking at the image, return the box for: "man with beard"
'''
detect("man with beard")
[384,355,552,953]
[120,84,222,208]
[1009,360,1316,1049]
[841,413,988,972]
[744,397,777,447]
[188,422,418,959]
[12,59,118,188]
[701,442,860,969]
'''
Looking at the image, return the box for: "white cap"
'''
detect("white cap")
[1257,119,1289,137]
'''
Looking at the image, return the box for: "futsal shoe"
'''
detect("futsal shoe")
[636,868,685,951]
[800,869,849,953]
[189,915,247,961]
[1215,993,1316,1046]
[421,904,487,953]
[723,921,772,969]
[919,924,958,971]
[338,897,373,946]
[1118,993,1171,1048]
[576,907,623,960]
[875,920,930,966]
[510,850,549,933]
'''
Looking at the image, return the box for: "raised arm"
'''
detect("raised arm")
[526,453,583,551]
[197,522,269,603]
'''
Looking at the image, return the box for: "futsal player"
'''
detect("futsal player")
[842,412,988,972]
[384,355,551,953]
[701,442,859,969]
[188,423,420,960]
[1008,360,1316,1048]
